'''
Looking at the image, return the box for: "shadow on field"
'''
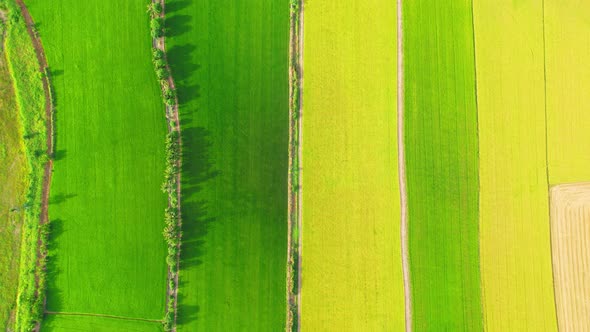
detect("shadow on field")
[45,218,65,311]
[165,0,191,14]
[166,15,191,38]
[49,192,76,206]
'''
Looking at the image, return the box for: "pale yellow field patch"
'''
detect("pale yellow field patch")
[473,0,558,330]
[550,182,590,332]
[545,0,590,184]
[301,0,404,330]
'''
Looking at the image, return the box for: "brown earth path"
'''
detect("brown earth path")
[13,1,53,330]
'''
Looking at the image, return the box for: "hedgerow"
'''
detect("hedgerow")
[148,0,182,330]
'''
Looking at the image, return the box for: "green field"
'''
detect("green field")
[41,314,162,332]
[165,0,289,330]
[403,0,482,330]
[0,22,28,329]
[27,0,168,320]
[473,1,558,330]
[301,1,405,330]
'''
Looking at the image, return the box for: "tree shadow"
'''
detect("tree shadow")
[51,149,66,161]
[49,193,76,206]
[167,44,200,107]
[45,218,65,312]
[165,0,191,14]
[165,14,191,38]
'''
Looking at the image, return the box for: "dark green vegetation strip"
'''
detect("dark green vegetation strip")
[148,0,183,330]
[0,5,28,329]
[165,0,290,330]
[27,0,168,320]
[286,0,303,330]
[403,0,482,330]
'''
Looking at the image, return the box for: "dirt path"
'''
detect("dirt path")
[397,1,412,331]
[151,0,183,330]
[14,1,54,330]
[286,1,304,331]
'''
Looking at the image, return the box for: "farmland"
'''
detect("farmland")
[27,0,168,320]
[545,0,590,185]
[164,0,289,330]
[0,19,28,329]
[3,0,590,331]
[472,1,558,330]
[550,183,590,331]
[403,0,482,329]
[301,0,405,331]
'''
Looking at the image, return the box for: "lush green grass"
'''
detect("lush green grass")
[27,0,168,319]
[0,14,29,330]
[403,0,482,330]
[473,1,557,330]
[3,0,48,328]
[165,0,289,330]
[42,314,163,332]
[301,0,405,331]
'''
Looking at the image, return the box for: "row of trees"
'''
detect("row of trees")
[148,1,182,331]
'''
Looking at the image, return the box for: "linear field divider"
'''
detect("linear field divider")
[286,0,304,331]
[148,0,183,330]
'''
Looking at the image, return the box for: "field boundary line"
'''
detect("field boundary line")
[541,0,561,328]
[149,0,184,330]
[14,0,54,330]
[397,0,412,331]
[469,0,486,328]
[286,0,304,331]
[44,311,163,324]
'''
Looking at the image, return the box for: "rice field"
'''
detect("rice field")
[403,0,482,329]
[165,0,289,330]
[301,0,405,330]
[473,1,558,330]
[27,0,168,320]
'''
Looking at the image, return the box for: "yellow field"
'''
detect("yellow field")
[300,0,404,330]
[550,183,590,331]
[545,0,590,185]
[473,1,558,331]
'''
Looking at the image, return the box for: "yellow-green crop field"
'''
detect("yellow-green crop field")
[473,1,557,330]
[301,0,405,330]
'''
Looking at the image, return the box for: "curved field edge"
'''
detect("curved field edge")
[27,0,168,320]
[0,7,29,330]
[1,0,51,330]
[403,0,483,329]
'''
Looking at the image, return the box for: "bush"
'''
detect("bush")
[156,67,169,80]
[150,17,163,38]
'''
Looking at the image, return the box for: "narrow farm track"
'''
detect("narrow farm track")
[286,0,304,330]
[397,0,412,331]
[151,0,183,328]
[13,0,53,327]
